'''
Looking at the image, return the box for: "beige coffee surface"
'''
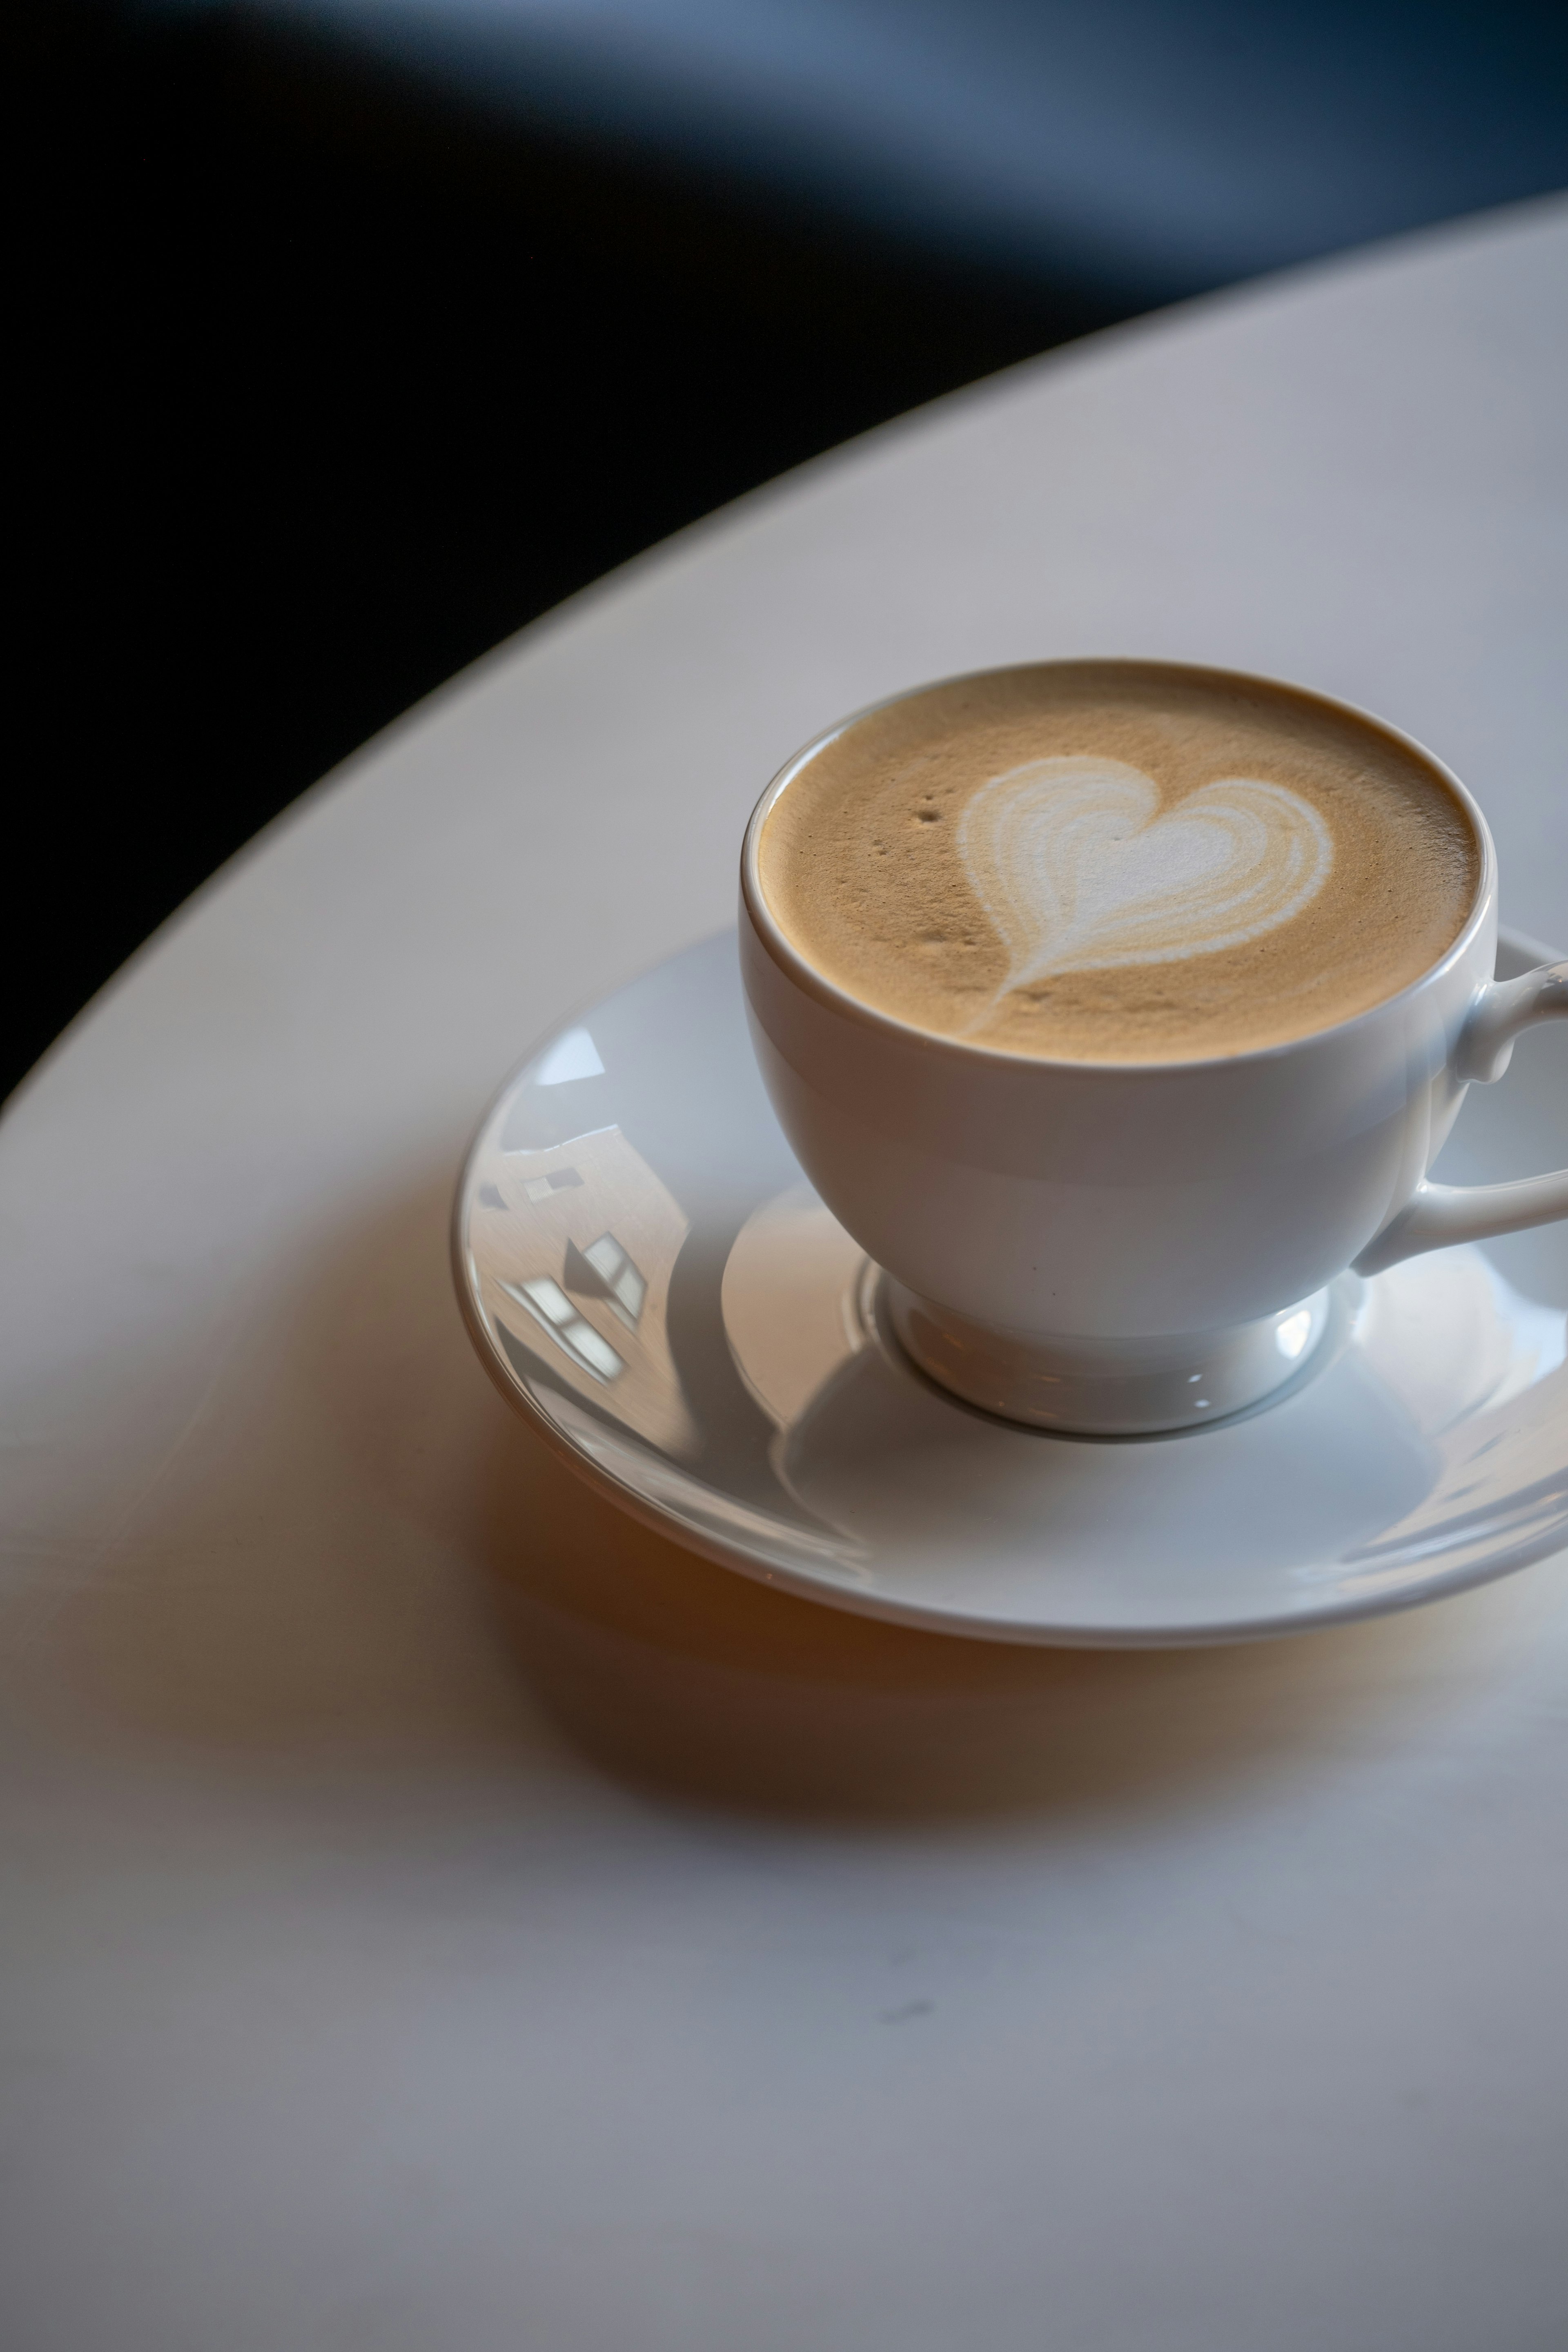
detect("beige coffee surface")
[757,663,1481,1061]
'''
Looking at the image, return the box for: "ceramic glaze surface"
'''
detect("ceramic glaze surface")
[742,672,1568,1433]
[455,928,1568,1644]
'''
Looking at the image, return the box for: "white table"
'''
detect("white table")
[5,196,1568,2351]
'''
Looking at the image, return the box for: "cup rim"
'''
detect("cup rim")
[739,656,1499,1077]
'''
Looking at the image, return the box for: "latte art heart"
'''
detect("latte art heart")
[957,755,1334,1000]
[757,664,1482,1061]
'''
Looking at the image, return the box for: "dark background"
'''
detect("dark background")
[11,0,1568,1103]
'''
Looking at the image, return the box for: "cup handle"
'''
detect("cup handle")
[1354,962,1568,1275]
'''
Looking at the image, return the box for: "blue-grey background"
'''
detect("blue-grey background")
[238,0,1568,299]
[11,0,1568,1098]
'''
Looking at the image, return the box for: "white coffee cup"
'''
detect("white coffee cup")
[739,662,1568,1435]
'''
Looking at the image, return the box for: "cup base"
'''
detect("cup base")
[883,1282,1334,1435]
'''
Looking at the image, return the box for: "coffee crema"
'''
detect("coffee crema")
[756,663,1481,1062]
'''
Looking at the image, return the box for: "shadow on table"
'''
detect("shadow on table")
[476,1392,1535,1828]
[53,1165,1556,1830]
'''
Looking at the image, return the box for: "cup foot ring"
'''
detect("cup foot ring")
[882,1283,1335,1436]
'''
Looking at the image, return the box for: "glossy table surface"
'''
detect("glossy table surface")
[4,196,1568,2350]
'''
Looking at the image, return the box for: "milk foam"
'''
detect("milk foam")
[957,755,1333,1015]
[756,663,1481,1063]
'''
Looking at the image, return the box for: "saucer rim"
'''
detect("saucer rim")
[453,923,1568,1650]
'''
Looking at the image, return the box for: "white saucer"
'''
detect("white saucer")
[454,929,1568,1646]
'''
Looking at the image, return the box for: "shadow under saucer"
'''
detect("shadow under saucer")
[476,1405,1568,1826]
